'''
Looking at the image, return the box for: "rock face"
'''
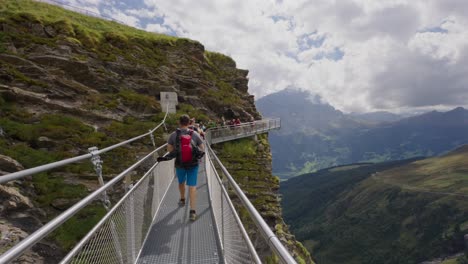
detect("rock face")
[0,0,310,262]
[0,154,24,174]
[0,156,62,263]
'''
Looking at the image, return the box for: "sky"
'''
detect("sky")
[59,0,468,113]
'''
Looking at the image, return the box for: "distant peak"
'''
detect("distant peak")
[451,106,466,112]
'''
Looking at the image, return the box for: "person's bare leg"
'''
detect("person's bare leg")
[189,186,197,210]
[179,183,185,200]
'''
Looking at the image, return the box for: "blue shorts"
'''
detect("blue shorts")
[176,166,199,186]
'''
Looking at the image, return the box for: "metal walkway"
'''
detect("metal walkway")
[137,160,223,264]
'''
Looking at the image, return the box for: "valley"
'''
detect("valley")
[281,146,468,264]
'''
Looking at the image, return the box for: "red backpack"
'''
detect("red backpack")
[175,129,199,168]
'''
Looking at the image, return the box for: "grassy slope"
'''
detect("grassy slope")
[375,145,468,194]
[281,148,468,264]
[0,0,177,45]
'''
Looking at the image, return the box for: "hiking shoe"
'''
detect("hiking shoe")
[189,210,197,221]
[178,199,185,206]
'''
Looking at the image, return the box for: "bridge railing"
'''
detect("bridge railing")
[206,117,296,264]
[206,118,281,144]
[0,144,170,263]
[0,106,169,263]
[61,148,174,264]
[205,147,262,264]
[0,105,169,185]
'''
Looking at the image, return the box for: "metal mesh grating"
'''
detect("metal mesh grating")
[64,158,175,264]
[206,151,260,264]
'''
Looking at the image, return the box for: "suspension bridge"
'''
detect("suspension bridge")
[0,113,296,263]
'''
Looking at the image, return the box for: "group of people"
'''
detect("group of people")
[205,116,254,129]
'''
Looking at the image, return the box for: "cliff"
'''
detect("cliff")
[0,0,309,262]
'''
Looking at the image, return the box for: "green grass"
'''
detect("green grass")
[0,139,57,168]
[33,173,89,206]
[205,51,236,68]
[0,31,7,53]
[0,113,96,144]
[205,80,242,106]
[0,0,199,69]
[0,0,178,45]
[221,138,256,158]
[50,204,106,250]
[176,103,210,123]
[375,146,468,194]
[0,60,49,87]
[329,164,370,172]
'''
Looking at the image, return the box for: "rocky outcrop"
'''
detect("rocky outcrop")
[0,155,63,263]
[0,154,24,174]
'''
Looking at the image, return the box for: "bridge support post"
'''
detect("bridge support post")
[126,194,136,262]
[221,179,225,258]
[88,147,111,210]
[88,147,125,264]
[149,129,156,148]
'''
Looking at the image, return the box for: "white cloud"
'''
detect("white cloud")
[146,23,170,34]
[102,8,140,28]
[126,8,162,19]
[74,0,468,113]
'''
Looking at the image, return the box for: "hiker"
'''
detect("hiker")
[199,122,206,132]
[195,123,205,139]
[157,114,205,221]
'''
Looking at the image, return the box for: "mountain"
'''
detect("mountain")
[349,111,402,123]
[256,89,353,134]
[256,89,364,178]
[281,146,468,264]
[342,107,468,162]
[257,89,468,179]
[0,1,311,263]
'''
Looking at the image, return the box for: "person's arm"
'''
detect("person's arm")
[167,144,174,152]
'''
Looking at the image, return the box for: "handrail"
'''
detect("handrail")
[60,150,171,263]
[206,118,281,145]
[205,150,262,264]
[206,144,297,264]
[0,105,169,184]
[0,144,168,264]
[208,118,280,132]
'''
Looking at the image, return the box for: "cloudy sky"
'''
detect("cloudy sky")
[60,0,468,113]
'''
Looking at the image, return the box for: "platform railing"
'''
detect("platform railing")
[207,118,281,144]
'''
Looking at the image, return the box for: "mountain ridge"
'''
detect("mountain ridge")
[256,89,468,179]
